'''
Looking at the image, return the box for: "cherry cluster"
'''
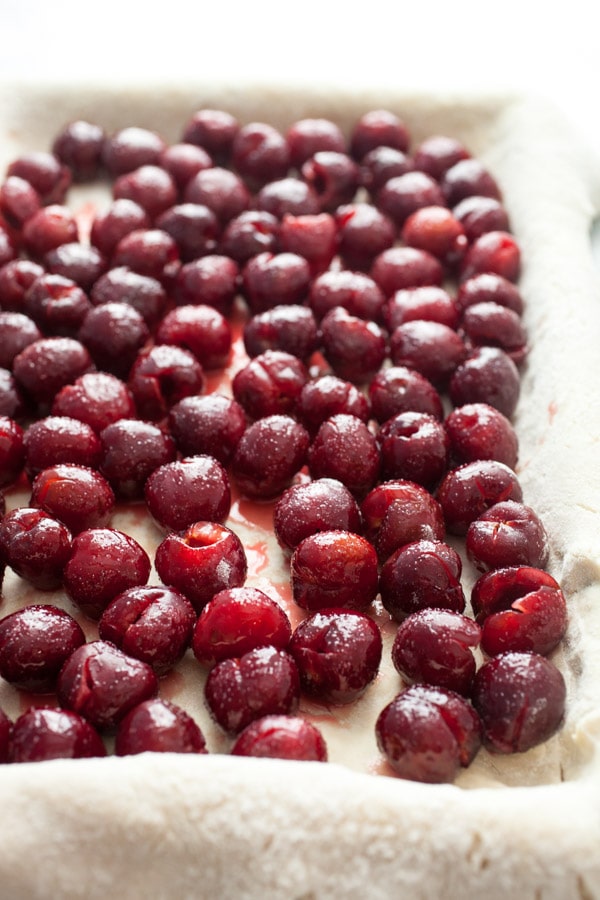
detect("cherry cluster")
[0,108,567,781]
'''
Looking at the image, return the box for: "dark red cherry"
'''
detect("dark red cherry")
[156,304,231,370]
[307,414,380,498]
[445,403,518,469]
[0,508,72,589]
[466,501,550,572]
[0,415,25,488]
[231,415,309,500]
[102,126,166,175]
[144,455,231,532]
[361,480,445,561]
[126,343,205,421]
[9,708,106,762]
[90,266,167,330]
[320,307,387,385]
[436,459,523,535]
[273,477,362,552]
[169,393,246,465]
[0,604,84,691]
[30,463,115,535]
[368,366,443,424]
[380,539,465,620]
[290,530,379,612]
[449,347,521,419]
[390,320,467,388]
[231,715,327,762]
[99,419,176,500]
[350,109,410,160]
[115,698,207,755]
[297,375,371,436]
[232,349,308,419]
[377,411,449,488]
[52,119,106,181]
[23,415,102,479]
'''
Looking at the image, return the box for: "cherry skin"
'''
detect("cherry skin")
[232,349,308,419]
[102,126,166,175]
[460,231,521,283]
[182,108,239,164]
[144,455,231,533]
[78,302,150,380]
[12,336,94,409]
[63,527,151,619]
[390,319,467,388]
[273,477,362,552]
[99,418,177,500]
[307,414,381,499]
[441,158,502,206]
[0,311,42,370]
[204,646,300,735]
[383,286,459,331]
[319,307,387,385]
[184,166,250,225]
[52,119,106,181]
[289,608,383,703]
[380,539,465,620]
[301,151,360,211]
[286,117,345,167]
[376,684,482,783]
[155,521,247,613]
[472,651,566,753]
[242,251,311,314]
[456,272,524,317]
[231,414,309,500]
[466,500,549,572]
[243,304,319,362]
[57,640,159,730]
[192,586,292,667]
[350,109,410,160]
[231,715,327,762]
[99,585,197,675]
[231,121,290,191]
[126,343,206,421]
[90,199,150,257]
[168,393,247,465]
[436,459,523,535]
[115,698,207,755]
[297,375,371,436]
[290,530,379,612]
[44,242,107,293]
[90,266,166,330]
[0,415,25,488]
[361,480,445,561]
[370,246,444,296]
[159,142,213,189]
[279,211,338,275]
[0,259,45,311]
[413,135,470,179]
[445,402,518,469]
[23,415,102,479]
[449,347,521,419]
[0,604,85,692]
[377,411,449,488]
[156,304,232,370]
[9,708,106,762]
[308,269,385,323]
[219,210,279,265]
[155,202,220,262]
[376,172,445,229]
[0,508,72,589]
[368,366,443,424]
[30,463,116,535]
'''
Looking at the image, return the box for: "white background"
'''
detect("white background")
[0,0,599,156]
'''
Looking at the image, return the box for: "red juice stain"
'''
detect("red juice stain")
[548,400,558,423]
[245,541,270,577]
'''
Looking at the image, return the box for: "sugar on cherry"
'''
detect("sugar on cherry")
[23,205,79,258]
[297,375,371,436]
[383,286,460,332]
[0,415,25,488]
[471,565,568,657]
[156,303,231,370]
[78,301,150,380]
[368,365,443,426]
[376,171,445,229]
[98,585,197,675]
[0,604,85,692]
[99,418,176,500]
[63,527,151,620]
[12,336,94,408]
[391,608,481,695]
[308,269,385,323]
[45,242,107,294]
[466,500,550,572]
[380,539,465,620]
[182,108,239,164]
[243,304,319,362]
[375,684,482,783]
[7,151,71,205]
[441,158,502,207]
[90,266,167,331]
[273,477,362,552]
[0,310,42,371]
[307,413,381,499]
[452,195,510,242]
[449,346,521,419]
[290,530,379,612]
[361,480,445,562]
[113,164,178,221]
[22,272,91,337]
[168,393,247,465]
[126,343,206,421]
[377,410,449,488]
[155,520,247,613]
[183,166,251,225]
[231,414,309,500]
[390,319,467,388]
[57,640,159,730]
[472,651,566,753]
[192,586,292,667]
[289,608,382,704]
[173,254,240,316]
[456,272,524,317]
[0,507,72,590]
[159,142,213,190]
[30,463,116,535]
[360,145,413,196]
[9,707,106,763]
[232,349,308,419]
[155,202,221,263]
[115,698,207,755]
[144,455,231,533]
[112,228,180,283]
[255,177,320,218]
[102,126,166,176]
[319,306,387,385]
[52,119,106,181]
[205,645,300,735]
[461,301,528,365]
[231,714,327,762]
[370,245,444,296]
[241,251,311,314]
[0,175,41,230]
[445,402,518,469]
[218,210,280,265]
[90,199,150,257]
[300,150,360,212]
[23,414,102,478]
[436,459,523,535]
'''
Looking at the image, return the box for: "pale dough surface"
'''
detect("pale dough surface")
[0,83,599,898]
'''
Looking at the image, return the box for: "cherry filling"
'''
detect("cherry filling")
[0,106,569,781]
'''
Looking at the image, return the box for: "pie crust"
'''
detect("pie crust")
[0,82,599,898]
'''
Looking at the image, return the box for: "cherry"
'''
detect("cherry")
[471,566,568,657]
[192,586,292,667]
[90,266,167,331]
[23,415,102,478]
[460,231,521,283]
[376,684,482,783]
[452,195,510,242]
[168,393,246,465]
[156,202,220,262]
[98,585,196,675]
[380,539,465,620]
[126,343,206,421]
[155,521,247,613]
[173,255,239,315]
[401,205,467,267]
[231,414,309,500]
[205,645,300,734]
[290,530,379,612]
[99,418,176,500]
[242,251,311,313]
[449,347,521,418]
[182,108,239,164]
[12,336,94,408]
[301,151,360,211]
[361,480,445,561]
[441,159,502,206]
[78,302,150,379]
[371,246,444,296]
[368,365,443,424]
[456,272,524,317]
[297,375,371,435]
[44,242,107,294]
[115,698,207,755]
[231,715,327,762]
[383,286,459,331]
[472,651,566,753]
[0,367,23,419]
[112,228,180,282]
[23,205,79,258]
[144,455,231,532]
[289,608,382,703]
[0,604,84,691]
[461,301,528,364]
[159,142,213,189]
[30,463,115,534]
[243,304,319,361]
[307,414,380,498]
[156,303,231,370]
[390,320,467,388]
[308,269,385,323]
[232,349,308,419]
[413,135,470,179]
[0,175,41,229]
[320,307,387,384]
[113,165,178,221]
[377,411,449,488]
[335,202,395,271]
[52,119,106,181]
[9,708,106,762]
[436,459,523,535]
[57,640,159,729]
[23,273,91,337]
[219,210,280,264]
[102,126,166,175]
[350,109,410,159]
[7,151,71,204]
[376,172,445,228]
[51,371,136,434]
[232,122,290,190]
[391,608,481,695]
[90,199,150,257]
[63,527,151,619]
[184,167,250,224]
[0,708,10,762]
[279,212,338,274]
[0,508,72,589]
[0,415,25,488]
[360,146,413,195]
[445,402,518,469]
[466,500,550,572]
[286,117,346,168]
[273,477,362,552]
[0,259,45,311]
[256,177,320,218]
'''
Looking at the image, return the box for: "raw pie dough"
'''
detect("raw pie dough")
[0,82,599,899]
